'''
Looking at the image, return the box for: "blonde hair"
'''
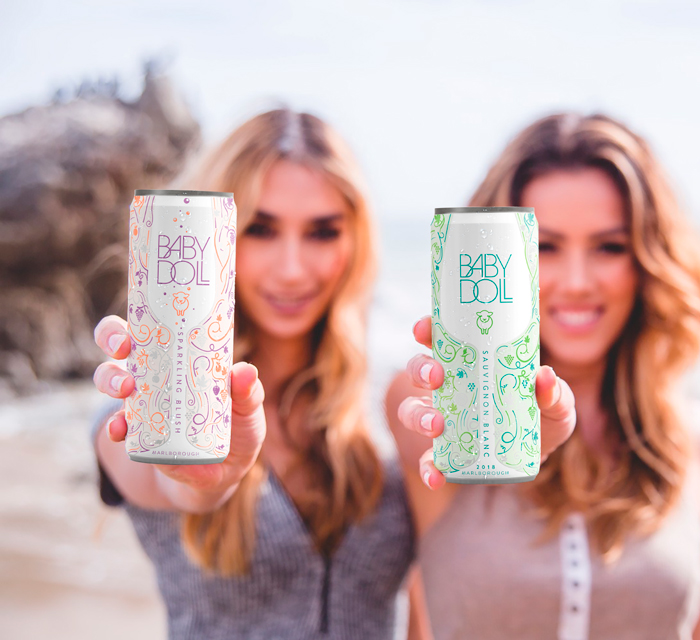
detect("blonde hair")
[171,108,383,574]
[471,113,700,561]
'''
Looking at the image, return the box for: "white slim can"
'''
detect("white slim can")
[126,190,236,465]
[431,207,540,483]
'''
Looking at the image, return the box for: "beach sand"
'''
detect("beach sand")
[0,365,410,640]
[0,381,166,639]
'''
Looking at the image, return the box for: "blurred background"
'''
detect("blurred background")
[1,0,699,637]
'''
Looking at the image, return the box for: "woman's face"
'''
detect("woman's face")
[521,167,639,372]
[235,160,353,342]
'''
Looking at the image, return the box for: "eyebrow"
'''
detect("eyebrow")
[540,226,629,239]
[254,210,345,224]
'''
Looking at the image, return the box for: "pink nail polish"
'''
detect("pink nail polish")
[105,416,114,438]
[108,334,125,354]
[110,375,126,393]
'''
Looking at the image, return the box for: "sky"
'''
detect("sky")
[2,0,700,378]
[2,0,700,223]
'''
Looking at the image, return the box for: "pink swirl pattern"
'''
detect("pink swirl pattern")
[183,197,236,457]
[125,194,236,461]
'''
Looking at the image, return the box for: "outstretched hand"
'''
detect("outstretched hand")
[93,315,266,497]
[397,315,576,490]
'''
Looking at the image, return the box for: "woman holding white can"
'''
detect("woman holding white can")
[91,107,576,639]
[389,113,700,639]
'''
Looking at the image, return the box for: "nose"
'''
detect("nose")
[277,233,307,282]
[560,249,594,294]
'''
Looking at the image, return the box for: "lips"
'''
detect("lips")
[263,292,318,314]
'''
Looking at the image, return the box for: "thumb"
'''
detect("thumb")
[226,362,266,467]
[536,365,559,407]
[536,365,577,461]
[536,365,574,422]
[230,362,265,416]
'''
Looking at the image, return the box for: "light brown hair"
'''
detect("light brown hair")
[172,108,383,574]
[471,113,700,561]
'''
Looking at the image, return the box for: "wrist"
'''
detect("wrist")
[154,471,239,513]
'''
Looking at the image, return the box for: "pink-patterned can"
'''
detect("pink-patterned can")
[126,190,237,465]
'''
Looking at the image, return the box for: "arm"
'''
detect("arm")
[385,369,457,536]
[94,413,240,512]
[93,315,266,514]
[406,564,435,640]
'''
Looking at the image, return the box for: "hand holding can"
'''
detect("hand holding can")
[395,316,576,489]
[93,314,266,500]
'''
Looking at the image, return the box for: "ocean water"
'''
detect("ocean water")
[363,216,432,454]
[370,216,432,375]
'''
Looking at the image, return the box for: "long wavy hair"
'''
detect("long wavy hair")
[470,113,700,561]
[169,108,383,574]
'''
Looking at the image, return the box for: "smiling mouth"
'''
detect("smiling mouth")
[550,307,604,329]
[263,292,317,313]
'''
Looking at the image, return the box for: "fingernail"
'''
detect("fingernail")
[420,412,435,434]
[108,334,126,354]
[412,319,421,333]
[420,363,432,384]
[110,374,127,393]
[423,470,432,488]
[105,416,115,438]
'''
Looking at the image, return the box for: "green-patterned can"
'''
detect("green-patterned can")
[431,207,540,484]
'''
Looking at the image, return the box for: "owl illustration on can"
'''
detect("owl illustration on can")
[172,292,190,316]
[476,310,493,335]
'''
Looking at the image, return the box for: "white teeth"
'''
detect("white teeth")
[553,310,601,326]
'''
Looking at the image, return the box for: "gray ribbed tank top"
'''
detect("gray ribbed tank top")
[92,402,416,639]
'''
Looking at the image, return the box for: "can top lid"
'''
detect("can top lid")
[134,189,234,197]
[435,206,534,214]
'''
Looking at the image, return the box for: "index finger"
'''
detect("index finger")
[94,315,131,360]
[412,315,432,350]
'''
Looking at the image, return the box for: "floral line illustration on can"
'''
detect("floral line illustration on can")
[431,207,540,483]
[126,190,237,465]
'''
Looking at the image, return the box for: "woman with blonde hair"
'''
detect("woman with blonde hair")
[92,107,413,639]
[92,107,575,639]
[389,112,700,639]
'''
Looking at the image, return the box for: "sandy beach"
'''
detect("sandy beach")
[0,381,166,639]
[0,371,404,640]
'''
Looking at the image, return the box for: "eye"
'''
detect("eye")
[598,242,628,254]
[309,226,341,241]
[244,223,275,238]
[538,241,556,253]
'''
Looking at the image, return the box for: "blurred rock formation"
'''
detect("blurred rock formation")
[0,64,201,396]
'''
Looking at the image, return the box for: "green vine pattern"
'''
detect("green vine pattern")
[431,213,480,472]
[493,210,540,475]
